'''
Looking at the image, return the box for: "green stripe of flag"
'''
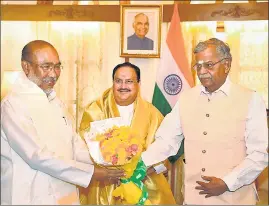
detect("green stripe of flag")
[152,83,184,164]
[152,84,172,116]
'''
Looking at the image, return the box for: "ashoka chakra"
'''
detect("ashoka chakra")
[163,74,182,95]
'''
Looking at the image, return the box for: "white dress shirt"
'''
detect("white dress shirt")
[142,78,268,192]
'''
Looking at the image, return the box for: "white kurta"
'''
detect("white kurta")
[116,103,134,126]
[1,72,94,205]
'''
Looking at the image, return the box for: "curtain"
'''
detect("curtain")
[225,21,268,108]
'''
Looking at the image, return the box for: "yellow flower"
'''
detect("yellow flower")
[92,125,149,204]
[94,126,143,166]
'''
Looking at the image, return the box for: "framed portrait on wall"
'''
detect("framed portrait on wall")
[120,5,162,58]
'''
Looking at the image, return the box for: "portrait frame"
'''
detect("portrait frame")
[120,5,162,58]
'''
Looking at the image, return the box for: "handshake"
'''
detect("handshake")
[91,166,125,184]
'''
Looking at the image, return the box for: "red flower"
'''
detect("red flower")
[111,154,118,165]
[130,144,138,152]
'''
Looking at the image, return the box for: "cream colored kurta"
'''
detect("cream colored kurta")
[1,72,94,205]
[142,79,268,205]
[179,82,255,205]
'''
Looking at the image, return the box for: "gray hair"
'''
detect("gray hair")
[193,38,232,62]
[133,13,149,24]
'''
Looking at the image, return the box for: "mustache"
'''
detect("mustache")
[118,89,131,92]
[43,77,57,83]
[199,73,212,79]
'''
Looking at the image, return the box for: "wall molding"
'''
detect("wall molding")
[1,2,268,22]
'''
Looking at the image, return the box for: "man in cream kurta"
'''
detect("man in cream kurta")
[142,38,268,205]
[1,40,124,205]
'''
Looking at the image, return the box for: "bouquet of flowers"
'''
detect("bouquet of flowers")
[85,117,151,205]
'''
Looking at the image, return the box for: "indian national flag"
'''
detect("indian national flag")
[152,4,194,162]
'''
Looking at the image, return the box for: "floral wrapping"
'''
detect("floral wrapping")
[84,117,151,205]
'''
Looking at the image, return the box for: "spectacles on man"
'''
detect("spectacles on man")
[113,78,138,85]
[26,61,63,72]
[193,58,229,71]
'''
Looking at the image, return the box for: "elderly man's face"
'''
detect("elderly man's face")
[133,14,149,39]
[195,46,230,93]
[113,66,140,106]
[25,46,61,94]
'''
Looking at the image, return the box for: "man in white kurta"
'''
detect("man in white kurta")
[142,38,268,205]
[1,40,124,205]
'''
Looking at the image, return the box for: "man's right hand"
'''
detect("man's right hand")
[92,167,125,184]
[146,166,156,176]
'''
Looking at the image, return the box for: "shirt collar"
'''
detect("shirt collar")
[47,90,57,101]
[200,77,231,96]
[116,102,134,109]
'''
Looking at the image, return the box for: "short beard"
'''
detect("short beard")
[27,72,53,95]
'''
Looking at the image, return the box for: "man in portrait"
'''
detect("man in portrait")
[127,13,154,50]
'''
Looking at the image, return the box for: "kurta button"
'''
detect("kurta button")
[203,131,207,135]
[202,168,205,172]
[206,114,209,117]
[202,150,206,153]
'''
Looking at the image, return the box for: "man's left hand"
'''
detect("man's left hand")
[195,176,229,198]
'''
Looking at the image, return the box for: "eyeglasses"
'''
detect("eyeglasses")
[193,58,229,71]
[27,61,63,72]
[113,78,138,85]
